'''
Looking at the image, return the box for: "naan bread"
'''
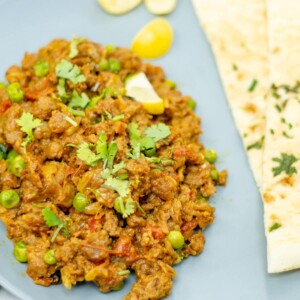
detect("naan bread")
[192,0,269,187]
[262,0,300,273]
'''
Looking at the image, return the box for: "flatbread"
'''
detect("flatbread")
[262,0,300,273]
[192,0,269,187]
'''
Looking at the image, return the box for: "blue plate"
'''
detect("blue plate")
[1,0,300,299]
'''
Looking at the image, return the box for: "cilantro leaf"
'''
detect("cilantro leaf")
[272,153,298,177]
[107,141,118,169]
[145,123,171,142]
[96,131,108,161]
[57,78,68,101]
[95,132,118,169]
[68,90,90,109]
[69,36,85,59]
[55,60,86,84]
[127,122,141,159]
[42,207,69,242]
[112,162,126,174]
[123,198,135,218]
[103,176,130,198]
[128,122,141,141]
[16,112,42,147]
[77,142,100,166]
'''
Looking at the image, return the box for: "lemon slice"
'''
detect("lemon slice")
[144,0,177,15]
[125,72,165,115]
[97,0,142,15]
[131,18,173,59]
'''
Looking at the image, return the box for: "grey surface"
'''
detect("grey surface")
[0,0,299,299]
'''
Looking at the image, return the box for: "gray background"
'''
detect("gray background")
[0,0,300,299]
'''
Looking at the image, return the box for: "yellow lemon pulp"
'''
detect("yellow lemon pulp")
[144,0,177,15]
[125,72,165,115]
[131,18,173,59]
[97,0,142,15]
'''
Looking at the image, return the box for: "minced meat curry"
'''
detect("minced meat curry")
[0,38,227,299]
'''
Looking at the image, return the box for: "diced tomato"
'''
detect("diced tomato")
[181,219,198,234]
[149,225,165,241]
[88,217,99,232]
[0,99,11,113]
[112,236,132,257]
[173,148,187,159]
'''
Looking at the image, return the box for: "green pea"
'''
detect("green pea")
[7,82,24,102]
[0,190,20,209]
[0,82,6,90]
[187,98,196,110]
[10,155,25,177]
[167,230,184,250]
[105,44,116,54]
[112,281,124,291]
[13,241,27,263]
[140,137,156,157]
[109,59,121,73]
[0,144,8,160]
[210,169,219,181]
[73,192,91,212]
[34,60,50,77]
[164,80,176,89]
[99,58,109,71]
[204,149,217,163]
[44,249,57,265]
[113,198,122,214]
[198,191,209,202]
[7,150,18,162]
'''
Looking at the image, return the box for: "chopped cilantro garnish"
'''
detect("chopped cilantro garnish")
[57,78,68,101]
[272,153,298,177]
[269,223,281,232]
[103,176,130,198]
[103,110,124,122]
[246,136,265,151]
[86,96,101,109]
[55,60,86,84]
[68,108,85,117]
[69,36,85,59]
[107,142,118,169]
[118,270,130,276]
[248,79,258,92]
[77,143,100,166]
[42,207,69,242]
[127,122,142,159]
[68,90,90,109]
[145,123,171,142]
[95,132,118,169]
[136,202,146,216]
[16,112,42,148]
[112,162,126,174]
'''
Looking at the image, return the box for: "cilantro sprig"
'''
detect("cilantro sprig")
[55,60,86,84]
[272,153,298,177]
[16,112,42,148]
[68,90,90,109]
[145,123,171,142]
[69,36,85,59]
[42,207,69,242]
[77,132,118,168]
[77,143,101,166]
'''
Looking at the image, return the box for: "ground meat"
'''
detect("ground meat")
[0,38,227,299]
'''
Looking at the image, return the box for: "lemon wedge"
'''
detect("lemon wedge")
[97,0,142,15]
[144,0,177,15]
[125,72,165,114]
[131,18,173,59]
